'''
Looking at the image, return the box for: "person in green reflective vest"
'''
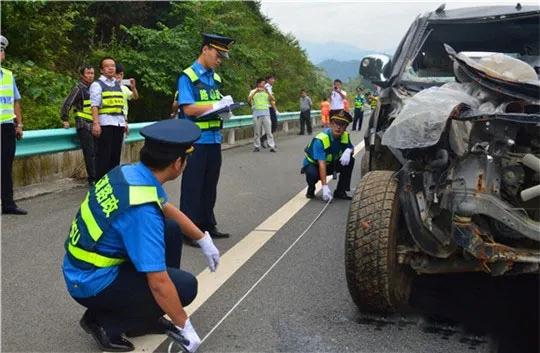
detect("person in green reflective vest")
[248,78,276,152]
[60,64,97,185]
[352,87,365,131]
[62,119,218,353]
[302,110,355,201]
[0,34,27,215]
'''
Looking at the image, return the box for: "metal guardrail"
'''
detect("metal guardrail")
[15,111,321,158]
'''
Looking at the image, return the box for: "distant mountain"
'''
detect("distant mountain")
[317,59,360,82]
[300,40,373,63]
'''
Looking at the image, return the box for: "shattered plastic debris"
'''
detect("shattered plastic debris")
[382,83,479,149]
[457,52,539,84]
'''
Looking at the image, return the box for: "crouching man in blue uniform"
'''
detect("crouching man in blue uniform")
[62,119,218,353]
[302,110,355,202]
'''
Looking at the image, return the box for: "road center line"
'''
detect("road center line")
[128,139,365,353]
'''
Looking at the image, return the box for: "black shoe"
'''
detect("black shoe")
[2,207,27,215]
[270,148,276,153]
[306,186,315,199]
[208,227,230,238]
[125,317,175,338]
[80,311,134,352]
[253,147,260,152]
[298,132,305,135]
[333,191,352,200]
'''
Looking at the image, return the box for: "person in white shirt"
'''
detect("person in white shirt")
[329,79,347,115]
[90,57,127,179]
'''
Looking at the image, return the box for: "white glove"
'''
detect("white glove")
[197,231,220,272]
[322,184,333,202]
[176,319,201,353]
[339,148,353,166]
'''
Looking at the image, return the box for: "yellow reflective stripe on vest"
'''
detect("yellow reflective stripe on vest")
[129,186,161,208]
[195,120,221,130]
[315,132,330,149]
[183,67,198,82]
[99,92,124,114]
[76,100,93,120]
[341,132,350,144]
[67,243,125,268]
[0,68,15,122]
[213,73,221,83]
[81,193,103,241]
[305,152,316,164]
[76,111,93,120]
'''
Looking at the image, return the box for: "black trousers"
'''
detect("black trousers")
[77,127,96,184]
[261,107,278,143]
[1,123,17,210]
[352,108,364,131]
[74,220,197,336]
[299,110,312,134]
[95,126,124,180]
[303,157,355,193]
[180,143,222,230]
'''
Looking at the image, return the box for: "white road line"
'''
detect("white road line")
[127,139,365,353]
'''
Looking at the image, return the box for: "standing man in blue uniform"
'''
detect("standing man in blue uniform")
[177,33,235,240]
[63,119,219,353]
[0,35,27,215]
[302,110,355,201]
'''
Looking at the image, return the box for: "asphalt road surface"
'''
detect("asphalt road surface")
[2,118,538,353]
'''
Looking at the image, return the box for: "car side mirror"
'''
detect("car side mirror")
[359,54,391,84]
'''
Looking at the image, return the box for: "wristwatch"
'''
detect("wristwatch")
[15,123,23,128]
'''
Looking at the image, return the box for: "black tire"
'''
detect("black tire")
[345,170,412,313]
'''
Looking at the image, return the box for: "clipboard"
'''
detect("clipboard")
[197,102,246,118]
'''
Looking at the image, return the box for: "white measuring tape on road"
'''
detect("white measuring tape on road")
[168,199,333,353]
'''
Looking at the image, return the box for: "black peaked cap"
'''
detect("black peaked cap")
[140,119,201,158]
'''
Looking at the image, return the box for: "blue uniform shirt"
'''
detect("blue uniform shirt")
[62,162,169,298]
[0,70,21,125]
[303,128,354,166]
[178,61,222,144]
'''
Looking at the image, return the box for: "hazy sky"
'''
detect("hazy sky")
[259,1,537,53]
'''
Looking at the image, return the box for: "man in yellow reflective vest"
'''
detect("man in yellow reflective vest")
[177,33,235,241]
[302,110,355,201]
[0,35,27,215]
[60,65,96,184]
[248,78,276,152]
[90,57,126,180]
[63,119,218,353]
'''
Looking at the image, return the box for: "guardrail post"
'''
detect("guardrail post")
[283,121,289,133]
[228,128,236,145]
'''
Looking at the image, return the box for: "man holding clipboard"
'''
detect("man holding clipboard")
[177,33,237,243]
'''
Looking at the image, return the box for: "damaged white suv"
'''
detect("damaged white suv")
[345,4,540,313]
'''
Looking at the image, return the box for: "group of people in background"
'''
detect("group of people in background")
[319,80,379,132]
[60,58,139,186]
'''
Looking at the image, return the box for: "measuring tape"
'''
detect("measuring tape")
[168,199,333,353]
